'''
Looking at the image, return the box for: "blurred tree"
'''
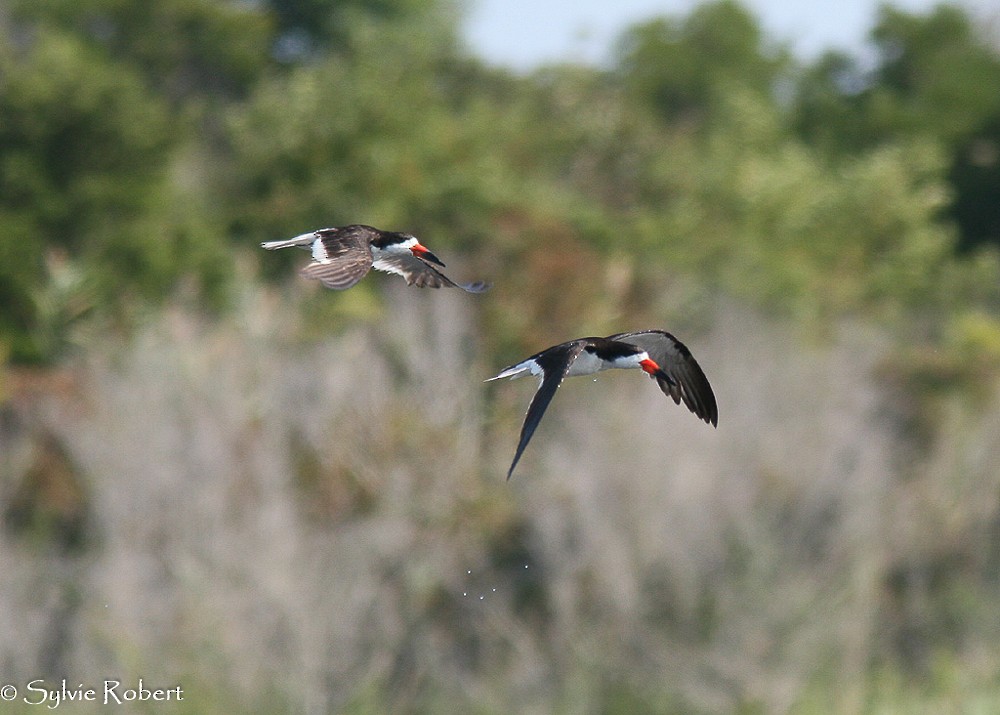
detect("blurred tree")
[221,9,507,249]
[5,0,273,102]
[265,0,447,61]
[2,0,998,368]
[791,50,871,150]
[870,6,1000,143]
[0,0,468,364]
[796,6,1000,148]
[793,4,1000,250]
[0,28,177,362]
[614,0,790,126]
[950,116,1000,251]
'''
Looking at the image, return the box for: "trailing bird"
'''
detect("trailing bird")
[487,330,717,479]
[261,224,489,292]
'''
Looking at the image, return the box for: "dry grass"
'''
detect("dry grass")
[1,284,999,713]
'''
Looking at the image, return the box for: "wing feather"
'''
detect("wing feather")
[505,341,586,479]
[299,259,371,290]
[373,254,490,293]
[296,231,373,289]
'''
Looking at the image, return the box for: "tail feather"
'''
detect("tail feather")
[261,233,316,251]
[485,362,534,382]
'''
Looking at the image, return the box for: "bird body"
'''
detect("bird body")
[261,224,489,292]
[488,331,717,479]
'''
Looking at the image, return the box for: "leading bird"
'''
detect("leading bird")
[261,224,489,292]
[487,330,718,479]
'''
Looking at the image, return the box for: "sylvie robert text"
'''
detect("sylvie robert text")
[0,678,183,708]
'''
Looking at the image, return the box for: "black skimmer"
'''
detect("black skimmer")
[487,330,717,479]
[261,224,489,292]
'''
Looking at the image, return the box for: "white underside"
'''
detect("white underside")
[486,349,651,382]
[372,253,407,277]
[564,349,608,377]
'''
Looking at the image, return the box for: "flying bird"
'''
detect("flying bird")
[261,224,489,292]
[487,330,717,479]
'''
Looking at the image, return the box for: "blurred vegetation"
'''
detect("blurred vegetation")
[2,0,1000,711]
[0,0,997,364]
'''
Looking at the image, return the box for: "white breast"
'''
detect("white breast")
[565,349,609,377]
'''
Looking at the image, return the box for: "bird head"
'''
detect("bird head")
[400,235,445,267]
[639,355,677,386]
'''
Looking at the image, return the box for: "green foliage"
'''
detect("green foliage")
[795,5,1000,151]
[7,0,274,100]
[266,0,452,59]
[0,27,176,361]
[949,115,1000,251]
[615,0,790,124]
[792,4,1000,252]
[870,6,1000,142]
[5,0,998,366]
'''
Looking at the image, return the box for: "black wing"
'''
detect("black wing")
[506,341,587,480]
[609,330,718,427]
[299,231,374,290]
[373,253,490,293]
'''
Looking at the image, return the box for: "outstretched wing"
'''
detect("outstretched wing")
[373,254,490,293]
[610,330,718,427]
[299,232,374,290]
[504,340,587,480]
